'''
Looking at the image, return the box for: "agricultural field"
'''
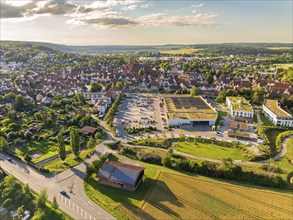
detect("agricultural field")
[273,63,293,69]
[139,171,293,220]
[160,47,202,55]
[174,141,247,160]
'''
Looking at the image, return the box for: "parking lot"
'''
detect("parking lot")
[113,94,260,149]
[113,94,163,140]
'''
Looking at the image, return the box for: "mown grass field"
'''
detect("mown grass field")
[174,142,245,160]
[160,47,202,55]
[139,171,293,220]
[43,149,93,173]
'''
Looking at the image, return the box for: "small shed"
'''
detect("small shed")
[80,126,97,136]
[97,161,145,191]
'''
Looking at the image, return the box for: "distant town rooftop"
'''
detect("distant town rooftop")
[263,99,292,118]
[164,95,217,120]
[227,96,253,112]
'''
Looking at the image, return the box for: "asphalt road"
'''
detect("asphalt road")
[0,139,115,220]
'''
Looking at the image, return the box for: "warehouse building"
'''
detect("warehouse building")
[97,161,145,191]
[163,95,217,126]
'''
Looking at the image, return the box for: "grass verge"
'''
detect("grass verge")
[174,142,245,160]
[43,149,94,173]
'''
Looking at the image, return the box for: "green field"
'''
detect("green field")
[160,47,202,55]
[139,171,293,220]
[43,149,93,173]
[273,63,293,69]
[174,142,245,160]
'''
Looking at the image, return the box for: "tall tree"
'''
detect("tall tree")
[87,136,96,150]
[90,82,102,92]
[138,68,144,76]
[190,86,200,96]
[70,128,80,159]
[14,95,24,111]
[57,132,66,163]
[35,190,48,209]
[52,196,59,210]
[0,137,9,151]
[116,82,123,89]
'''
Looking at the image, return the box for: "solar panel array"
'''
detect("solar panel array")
[98,162,143,185]
[111,166,141,185]
[98,163,115,179]
[166,96,211,112]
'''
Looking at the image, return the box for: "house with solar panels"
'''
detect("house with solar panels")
[97,161,145,191]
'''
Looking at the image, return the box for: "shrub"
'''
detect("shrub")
[137,152,162,165]
[24,153,32,162]
[162,156,172,167]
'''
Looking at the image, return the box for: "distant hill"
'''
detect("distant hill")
[0,40,292,54]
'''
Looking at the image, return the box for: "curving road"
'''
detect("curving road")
[0,139,115,220]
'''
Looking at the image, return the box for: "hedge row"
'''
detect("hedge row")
[276,130,293,153]
[104,93,123,136]
[123,126,157,134]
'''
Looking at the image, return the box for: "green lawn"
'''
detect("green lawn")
[174,142,246,160]
[13,139,71,163]
[259,113,274,126]
[273,137,293,180]
[43,149,93,173]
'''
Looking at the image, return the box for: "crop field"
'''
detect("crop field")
[138,171,293,220]
[160,47,202,54]
[273,63,293,69]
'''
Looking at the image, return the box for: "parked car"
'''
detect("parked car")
[60,190,67,196]
[7,157,12,162]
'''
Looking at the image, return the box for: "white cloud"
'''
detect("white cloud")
[121,4,137,11]
[136,13,218,28]
[140,3,153,8]
[191,3,204,9]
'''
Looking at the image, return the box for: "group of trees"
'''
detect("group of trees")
[0,176,62,220]
[2,92,34,112]
[215,87,266,105]
[90,82,102,92]
[104,93,123,135]
[123,126,157,134]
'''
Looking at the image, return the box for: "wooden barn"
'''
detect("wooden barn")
[97,161,145,191]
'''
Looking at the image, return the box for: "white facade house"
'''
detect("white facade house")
[94,100,108,114]
[83,91,112,105]
[226,96,253,118]
[262,99,293,127]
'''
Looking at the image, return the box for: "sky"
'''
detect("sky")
[0,0,292,45]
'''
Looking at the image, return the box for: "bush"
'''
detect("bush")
[138,152,162,165]
[24,153,32,162]
[162,156,172,167]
